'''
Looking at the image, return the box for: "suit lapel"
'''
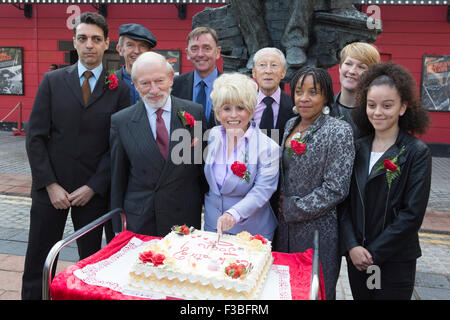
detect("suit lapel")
[63,64,107,108]
[155,96,191,185]
[204,127,223,195]
[275,91,294,130]
[367,131,408,182]
[220,125,256,195]
[85,68,107,109]
[355,137,371,192]
[167,96,186,158]
[64,64,85,107]
[187,71,195,100]
[128,101,165,170]
[280,116,299,154]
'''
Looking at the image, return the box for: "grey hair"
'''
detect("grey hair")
[131,51,173,82]
[118,35,125,47]
[252,47,287,71]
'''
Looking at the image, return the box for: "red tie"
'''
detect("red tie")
[155,108,169,159]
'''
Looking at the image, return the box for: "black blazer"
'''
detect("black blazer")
[273,90,295,146]
[26,63,130,206]
[339,130,432,265]
[110,96,207,236]
[171,70,222,129]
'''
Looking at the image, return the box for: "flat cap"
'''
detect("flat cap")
[118,23,157,48]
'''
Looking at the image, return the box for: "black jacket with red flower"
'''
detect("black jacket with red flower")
[339,130,432,265]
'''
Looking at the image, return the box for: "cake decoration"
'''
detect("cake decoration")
[139,250,166,267]
[172,224,194,235]
[129,227,273,299]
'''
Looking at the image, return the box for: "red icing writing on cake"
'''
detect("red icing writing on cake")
[173,235,240,263]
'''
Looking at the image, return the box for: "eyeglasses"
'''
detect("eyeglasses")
[255,63,281,71]
[136,78,168,90]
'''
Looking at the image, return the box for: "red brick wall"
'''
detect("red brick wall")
[0,3,222,124]
[328,5,450,144]
[1,4,449,144]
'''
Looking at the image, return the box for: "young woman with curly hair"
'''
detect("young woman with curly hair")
[339,62,432,300]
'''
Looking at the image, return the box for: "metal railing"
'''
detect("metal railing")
[309,229,320,300]
[42,208,126,300]
[42,211,320,300]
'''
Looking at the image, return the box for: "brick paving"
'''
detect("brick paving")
[0,131,448,300]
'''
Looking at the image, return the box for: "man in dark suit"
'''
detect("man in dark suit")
[110,51,207,236]
[115,23,157,105]
[252,47,294,215]
[171,27,221,129]
[22,12,130,300]
[252,47,295,145]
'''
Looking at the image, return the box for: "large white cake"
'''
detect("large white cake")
[128,227,273,299]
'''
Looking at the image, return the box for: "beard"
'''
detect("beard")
[142,91,169,109]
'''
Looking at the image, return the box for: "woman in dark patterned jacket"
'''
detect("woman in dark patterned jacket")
[275,67,355,300]
[340,62,431,300]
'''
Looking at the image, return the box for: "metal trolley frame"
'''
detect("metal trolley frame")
[42,208,127,300]
[42,209,321,300]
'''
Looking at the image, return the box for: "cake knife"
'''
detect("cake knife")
[217,232,221,246]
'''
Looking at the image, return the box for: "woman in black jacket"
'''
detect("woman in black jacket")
[339,62,431,300]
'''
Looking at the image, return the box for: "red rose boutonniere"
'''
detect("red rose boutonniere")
[231,161,250,184]
[373,146,406,189]
[287,129,315,157]
[290,139,306,156]
[177,109,196,128]
[105,73,118,90]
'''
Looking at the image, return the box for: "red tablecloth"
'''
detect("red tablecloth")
[50,231,325,300]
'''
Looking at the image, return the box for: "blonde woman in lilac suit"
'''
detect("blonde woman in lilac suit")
[204,73,280,240]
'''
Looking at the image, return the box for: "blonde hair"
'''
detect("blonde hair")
[210,72,258,118]
[339,42,381,67]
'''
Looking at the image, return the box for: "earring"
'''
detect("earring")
[322,106,330,115]
[292,106,298,114]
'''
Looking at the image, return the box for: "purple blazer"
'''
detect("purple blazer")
[203,123,280,240]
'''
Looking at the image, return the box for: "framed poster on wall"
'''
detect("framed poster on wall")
[0,47,24,95]
[421,55,449,112]
[154,50,181,75]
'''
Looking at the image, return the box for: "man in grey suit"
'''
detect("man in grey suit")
[171,27,221,129]
[110,52,207,236]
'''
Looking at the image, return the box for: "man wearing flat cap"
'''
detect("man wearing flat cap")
[116,23,157,105]
[105,24,157,242]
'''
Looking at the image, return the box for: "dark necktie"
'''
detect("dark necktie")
[155,108,169,160]
[260,96,275,130]
[81,71,93,105]
[195,80,208,121]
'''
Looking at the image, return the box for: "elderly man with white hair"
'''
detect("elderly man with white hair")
[252,47,295,145]
[109,51,207,237]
